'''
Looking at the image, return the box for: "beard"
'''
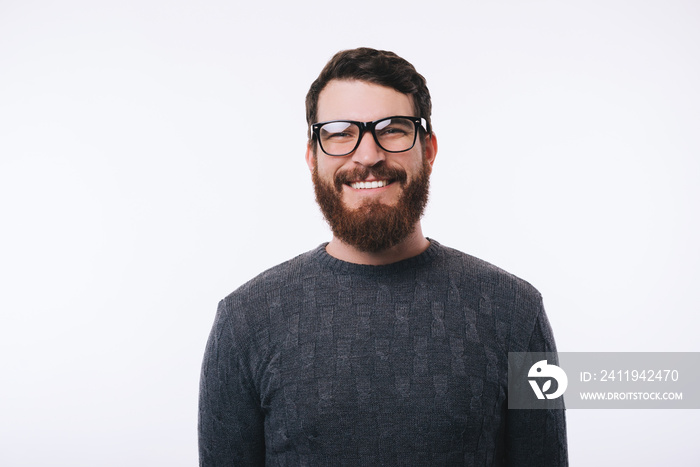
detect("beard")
[311,157,431,253]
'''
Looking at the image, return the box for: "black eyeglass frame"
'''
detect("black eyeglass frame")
[311,115,428,157]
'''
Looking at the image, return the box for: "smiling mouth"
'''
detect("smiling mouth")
[349,179,391,190]
[335,166,407,192]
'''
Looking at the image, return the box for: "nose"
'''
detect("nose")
[351,131,386,167]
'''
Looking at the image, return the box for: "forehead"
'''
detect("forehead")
[317,79,415,123]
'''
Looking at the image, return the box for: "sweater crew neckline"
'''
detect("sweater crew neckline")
[311,238,442,274]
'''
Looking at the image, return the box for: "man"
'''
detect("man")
[199,47,568,466]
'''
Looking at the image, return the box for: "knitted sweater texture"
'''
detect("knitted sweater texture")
[199,240,568,466]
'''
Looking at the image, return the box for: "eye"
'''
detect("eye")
[376,118,414,138]
[328,131,353,138]
[381,126,408,136]
[320,122,358,140]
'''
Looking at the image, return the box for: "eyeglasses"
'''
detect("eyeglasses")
[311,116,427,157]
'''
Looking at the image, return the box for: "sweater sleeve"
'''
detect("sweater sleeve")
[505,303,569,466]
[199,299,265,466]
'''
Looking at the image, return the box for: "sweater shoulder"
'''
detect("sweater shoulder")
[222,247,318,308]
[208,248,321,355]
[436,244,550,352]
[438,244,542,301]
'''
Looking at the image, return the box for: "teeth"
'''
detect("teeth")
[350,180,389,190]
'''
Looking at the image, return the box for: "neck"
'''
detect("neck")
[325,223,430,266]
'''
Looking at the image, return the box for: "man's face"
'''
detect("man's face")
[306,80,437,252]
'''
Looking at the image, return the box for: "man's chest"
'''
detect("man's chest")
[257,298,508,461]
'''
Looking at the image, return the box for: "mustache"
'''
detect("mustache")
[333,165,408,191]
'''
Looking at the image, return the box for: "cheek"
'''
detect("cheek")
[404,154,428,179]
[317,158,346,180]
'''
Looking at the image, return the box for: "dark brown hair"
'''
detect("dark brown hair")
[305,47,432,143]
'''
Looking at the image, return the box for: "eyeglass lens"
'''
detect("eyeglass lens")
[318,117,417,156]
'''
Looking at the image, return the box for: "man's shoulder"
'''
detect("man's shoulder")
[436,241,542,300]
[221,245,323,306]
[435,242,549,350]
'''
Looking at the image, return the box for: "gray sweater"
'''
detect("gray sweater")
[199,240,568,466]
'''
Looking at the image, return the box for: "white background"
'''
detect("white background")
[1,0,698,465]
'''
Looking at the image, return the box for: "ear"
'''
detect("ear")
[425,132,438,169]
[305,142,316,173]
